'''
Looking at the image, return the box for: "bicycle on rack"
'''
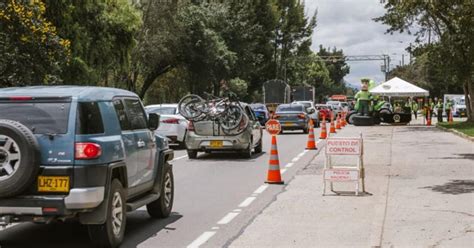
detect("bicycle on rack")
[178,93,249,134]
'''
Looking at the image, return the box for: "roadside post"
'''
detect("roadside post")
[323,133,365,196]
[265,119,284,184]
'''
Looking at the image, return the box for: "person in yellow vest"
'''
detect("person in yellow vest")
[411,100,419,120]
[436,99,444,122]
[446,98,453,121]
[404,98,412,114]
[424,98,434,121]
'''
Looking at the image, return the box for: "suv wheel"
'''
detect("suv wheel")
[241,142,252,159]
[0,120,40,198]
[187,149,198,159]
[147,164,174,218]
[88,179,126,248]
[254,139,263,154]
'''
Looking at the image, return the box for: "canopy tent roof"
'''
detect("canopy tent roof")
[370,77,429,97]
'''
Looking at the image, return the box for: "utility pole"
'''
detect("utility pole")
[402,54,405,66]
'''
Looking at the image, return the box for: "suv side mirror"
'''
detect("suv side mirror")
[148,113,160,131]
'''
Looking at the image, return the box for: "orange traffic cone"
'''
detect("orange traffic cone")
[330,113,337,134]
[265,135,284,184]
[336,114,341,129]
[306,119,317,150]
[319,116,327,139]
[427,109,432,126]
[449,111,453,123]
[341,112,347,127]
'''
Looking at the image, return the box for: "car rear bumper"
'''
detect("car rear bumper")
[279,121,307,130]
[186,132,251,151]
[0,186,104,217]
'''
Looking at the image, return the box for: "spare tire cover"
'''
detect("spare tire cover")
[0,119,40,198]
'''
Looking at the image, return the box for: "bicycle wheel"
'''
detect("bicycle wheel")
[222,113,249,135]
[178,95,205,120]
[220,105,245,131]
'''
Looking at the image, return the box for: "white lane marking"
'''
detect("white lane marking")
[253,185,268,194]
[291,157,300,162]
[238,197,256,208]
[211,226,219,230]
[217,212,239,225]
[233,209,242,212]
[285,162,294,168]
[172,155,188,161]
[297,151,306,157]
[302,150,309,154]
[281,168,287,174]
[187,231,216,248]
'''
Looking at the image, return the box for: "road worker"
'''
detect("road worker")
[436,98,444,122]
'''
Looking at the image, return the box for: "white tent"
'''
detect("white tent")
[370,77,429,97]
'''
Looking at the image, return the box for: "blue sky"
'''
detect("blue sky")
[305,0,415,88]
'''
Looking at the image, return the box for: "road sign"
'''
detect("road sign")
[326,138,361,155]
[265,119,281,135]
[323,133,365,196]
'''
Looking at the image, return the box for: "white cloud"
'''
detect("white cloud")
[305,0,415,87]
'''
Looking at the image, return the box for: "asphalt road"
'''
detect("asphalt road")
[0,130,321,248]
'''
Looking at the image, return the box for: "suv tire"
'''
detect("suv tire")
[187,149,198,159]
[88,179,126,248]
[241,142,252,159]
[0,120,40,198]
[254,139,263,154]
[352,115,375,126]
[147,163,174,218]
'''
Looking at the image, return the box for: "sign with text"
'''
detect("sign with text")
[324,169,359,181]
[265,119,281,135]
[325,138,361,155]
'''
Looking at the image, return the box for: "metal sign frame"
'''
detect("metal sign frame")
[323,133,365,196]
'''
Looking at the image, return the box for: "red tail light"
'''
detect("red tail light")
[298,114,306,119]
[162,118,180,124]
[75,143,101,160]
[10,96,33,101]
[187,121,195,132]
[239,117,248,130]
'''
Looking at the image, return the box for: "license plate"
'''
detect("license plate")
[210,140,223,148]
[38,176,70,192]
[283,122,296,126]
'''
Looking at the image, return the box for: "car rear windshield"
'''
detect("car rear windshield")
[298,102,311,108]
[250,105,266,111]
[276,105,303,112]
[146,107,176,115]
[76,102,104,134]
[0,102,71,134]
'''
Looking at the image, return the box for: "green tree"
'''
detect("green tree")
[0,0,70,86]
[317,46,350,94]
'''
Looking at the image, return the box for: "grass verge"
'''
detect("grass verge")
[437,121,474,137]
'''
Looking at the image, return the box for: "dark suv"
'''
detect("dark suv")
[0,86,174,247]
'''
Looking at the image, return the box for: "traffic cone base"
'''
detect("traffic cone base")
[330,117,336,133]
[265,135,284,184]
[336,115,341,129]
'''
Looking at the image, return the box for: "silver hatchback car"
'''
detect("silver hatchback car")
[185,103,263,159]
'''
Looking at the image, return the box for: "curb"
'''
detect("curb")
[436,124,474,142]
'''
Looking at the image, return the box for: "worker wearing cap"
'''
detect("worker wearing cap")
[354,78,372,116]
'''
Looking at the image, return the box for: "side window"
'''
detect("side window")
[113,99,131,131]
[124,98,148,130]
[76,102,104,134]
[245,106,256,121]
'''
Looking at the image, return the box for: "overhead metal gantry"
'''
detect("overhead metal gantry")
[318,55,391,81]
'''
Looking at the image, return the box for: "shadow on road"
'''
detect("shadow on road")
[195,151,266,161]
[422,180,474,195]
[0,211,182,248]
[431,153,474,161]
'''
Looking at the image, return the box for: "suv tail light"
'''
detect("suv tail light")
[162,118,180,124]
[9,96,33,101]
[187,121,195,132]
[298,114,306,119]
[75,143,102,160]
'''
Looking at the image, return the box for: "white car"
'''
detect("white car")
[293,101,320,127]
[145,104,188,147]
[326,101,343,115]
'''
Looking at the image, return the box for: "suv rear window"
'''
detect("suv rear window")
[76,102,104,134]
[0,102,71,134]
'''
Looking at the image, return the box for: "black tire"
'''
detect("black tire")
[87,179,126,248]
[187,149,198,159]
[254,139,263,154]
[346,111,357,125]
[352,115,375,126]
[147,163,174,218]
[303,127,309,134]
[241,142,252,159]
[0,119,40,198]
